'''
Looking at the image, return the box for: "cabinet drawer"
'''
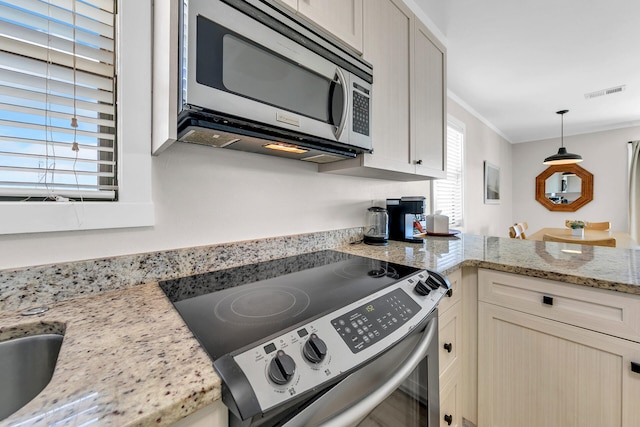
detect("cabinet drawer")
[478,269,640,343]
[438,268,461,314]
[439,372,461,427]
[439,300,461,377]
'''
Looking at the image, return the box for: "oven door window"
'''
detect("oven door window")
[196,16,344,125]
[357,364,430,426]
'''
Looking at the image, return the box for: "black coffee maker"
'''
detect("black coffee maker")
[387,196,426,242]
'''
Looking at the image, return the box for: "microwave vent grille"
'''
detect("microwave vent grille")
[301,154,347,164]
[180,130,240,148]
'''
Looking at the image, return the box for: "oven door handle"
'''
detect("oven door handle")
[316,317,437,427]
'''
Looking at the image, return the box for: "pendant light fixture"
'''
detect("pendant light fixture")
[543,109,583,165]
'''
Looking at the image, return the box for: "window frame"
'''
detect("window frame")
[0,0,153,235]
[432,115,465,228]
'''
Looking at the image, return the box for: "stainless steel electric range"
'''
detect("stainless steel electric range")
[160,250,451,427]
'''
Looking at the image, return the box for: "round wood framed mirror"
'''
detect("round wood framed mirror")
[535,164,593,212]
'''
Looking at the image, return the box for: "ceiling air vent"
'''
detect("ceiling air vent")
[584,85,626,99]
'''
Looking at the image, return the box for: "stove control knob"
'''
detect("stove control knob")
[268,350,296,385]
[303,333,327,364]
[426,276,441,290]
[414,280,431,296]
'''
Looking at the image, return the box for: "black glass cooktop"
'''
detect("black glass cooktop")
[160,250,420,359]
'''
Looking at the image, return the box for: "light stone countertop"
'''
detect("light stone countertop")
[0,282,220,427]
[339,234,640,295]
[1,233,639,426]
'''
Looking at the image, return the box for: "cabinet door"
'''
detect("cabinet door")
[413,19,446,178]
[297,0,363,53]
[361,0,413,175]
[320,0,447,181]
[438,300,461,378]
[440,373,462,427]
[171,400,228,426]
[479,303,640,427]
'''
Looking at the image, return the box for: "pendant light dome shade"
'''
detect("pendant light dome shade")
[543,147,583,165]
[543,110,583,165]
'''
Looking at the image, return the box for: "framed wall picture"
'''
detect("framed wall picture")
[484,161,500,204]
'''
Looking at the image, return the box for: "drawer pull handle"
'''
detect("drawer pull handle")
[446,289,453,298]
[444,342,453,353]
[543,296,554,306]
[632,362,640,374]
[444,414,453,425]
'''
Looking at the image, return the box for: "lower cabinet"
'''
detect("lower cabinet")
[478,269,640,427]
[438,268,462,427]
[170,399,227,427]
[439,373,461,427]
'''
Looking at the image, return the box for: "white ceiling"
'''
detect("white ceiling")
[414,0,640,143]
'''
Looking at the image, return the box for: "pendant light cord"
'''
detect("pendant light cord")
[560,112,564,148]
[556,109,569,148]
[543,109,581,165]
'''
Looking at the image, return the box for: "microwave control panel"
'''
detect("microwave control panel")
[352,85,370,136]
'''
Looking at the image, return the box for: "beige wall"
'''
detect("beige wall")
[512,126,640,233]
[0,143,432,269]
[448,98,513,237]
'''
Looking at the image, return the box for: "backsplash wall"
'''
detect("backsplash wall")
[0,228,363,312]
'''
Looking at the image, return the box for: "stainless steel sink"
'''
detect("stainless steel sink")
[0,334,63,420]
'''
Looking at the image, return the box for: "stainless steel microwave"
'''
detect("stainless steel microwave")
[177,0,373,163]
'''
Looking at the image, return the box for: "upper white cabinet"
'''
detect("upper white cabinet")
[275,0,363,53]
[320,0,447,181]
[328,0,413,178]
[413,20,446,177]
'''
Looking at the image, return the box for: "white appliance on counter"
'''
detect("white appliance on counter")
[426,211,450,234]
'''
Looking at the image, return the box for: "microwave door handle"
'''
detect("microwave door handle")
[314,317,437,427]
[333,68,349,141]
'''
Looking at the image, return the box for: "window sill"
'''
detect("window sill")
[0,201,154,235]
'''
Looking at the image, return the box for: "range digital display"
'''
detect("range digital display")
[331,288,421,353]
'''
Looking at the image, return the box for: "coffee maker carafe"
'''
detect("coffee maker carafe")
[387,196,426,242]
[363,206,389,245]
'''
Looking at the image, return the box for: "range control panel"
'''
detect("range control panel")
[331,288,421,353]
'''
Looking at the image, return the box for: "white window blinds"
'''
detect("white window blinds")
[0,0,117,200]
[434,120,464,227]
